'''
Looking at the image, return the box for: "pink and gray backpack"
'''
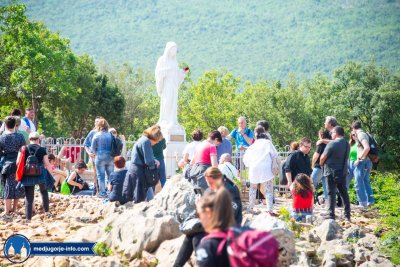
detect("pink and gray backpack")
[203,227,279,267]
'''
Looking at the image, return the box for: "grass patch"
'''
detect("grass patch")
[93,242,112,257]
[104,225,112,233]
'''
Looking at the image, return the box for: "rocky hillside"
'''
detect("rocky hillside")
[0,176,395,266]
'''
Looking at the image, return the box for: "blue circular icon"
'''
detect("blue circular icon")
[3,234,31,263]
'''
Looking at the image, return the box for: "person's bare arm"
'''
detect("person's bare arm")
[286,172,292,187]
[320,153,327,166]
[43,155,53,174]
[107,183,112,192]
[316,139,331,145]
[311,152,320,169]
[67,171,83,189]
[210,155,218,167]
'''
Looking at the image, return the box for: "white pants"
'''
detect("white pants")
[249,179,274,211]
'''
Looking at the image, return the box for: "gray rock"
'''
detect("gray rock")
[356,233,379,251]
[250,215,296,266]
[322,253,337,267]
[317,239,354,266]
[354,247,367,264]
[155,235,194,267]
[313,219,342,241]
[343,226,366,242]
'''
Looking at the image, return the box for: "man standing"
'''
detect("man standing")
[227,117,254,169]
[320,126,351,221]
[284,137,312,187]
[351,121,374,208]
[20,108,36,134]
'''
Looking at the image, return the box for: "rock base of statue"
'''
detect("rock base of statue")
[159,121,187,178]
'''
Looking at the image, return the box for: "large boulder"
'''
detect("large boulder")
[250,214,296,267]
[313,219,342,241]
[317,239,354,267]
[154,235,194,267]
[66,175,194,261]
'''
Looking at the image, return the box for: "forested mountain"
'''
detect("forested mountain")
[15,0,400,80]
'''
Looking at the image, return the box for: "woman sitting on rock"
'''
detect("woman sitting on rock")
[122,125,161,204]
[66,160,91,195]
[195,188,234,267]
[290,173,314,221]
[107,156,127,203]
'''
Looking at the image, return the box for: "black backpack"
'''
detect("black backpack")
[110,133,123,157]
[24,145,42,176]
[366,132,379,155]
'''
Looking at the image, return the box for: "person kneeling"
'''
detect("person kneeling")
[107,156,127,203]
[290,173,314,221]
[66,161,90,195]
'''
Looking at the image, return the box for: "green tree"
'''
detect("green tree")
[179,69,240,135]
[0,3,77,127]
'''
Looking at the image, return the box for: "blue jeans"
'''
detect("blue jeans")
[159,159,166,187]
[146,187,154,201]
[95,156,114,196]
[354,159,374,205]
[311,167,328,200]
[346,160,356,189]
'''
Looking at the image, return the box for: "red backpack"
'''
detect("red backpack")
[203,227,279,267]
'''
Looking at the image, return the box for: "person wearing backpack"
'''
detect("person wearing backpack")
[91,118,114,198]
[351,121,375,209]
[173,167,242,267]
[196,188,279,267]
[18,132,53,222]
[226,117,254,169]
[195,188,234,267]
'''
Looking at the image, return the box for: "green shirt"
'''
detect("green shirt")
[349,143,358,161]
[152,138,166,160]
[18,130,29,144]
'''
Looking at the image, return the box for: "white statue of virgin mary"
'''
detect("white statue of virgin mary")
[155,42,188,128]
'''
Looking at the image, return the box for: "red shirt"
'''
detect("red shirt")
[292,189,313,210]
[192,141,217,165]
[65,147,81,163]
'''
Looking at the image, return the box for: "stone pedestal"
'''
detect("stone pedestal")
[159,122,187,178]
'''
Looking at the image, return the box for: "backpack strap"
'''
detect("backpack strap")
[23,117,31,129]
[203,231,228,256]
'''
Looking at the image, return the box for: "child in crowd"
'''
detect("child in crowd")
[107,156,127,203]
[48,154,68,192]
[66,160,90,195]
[290,173,314,221]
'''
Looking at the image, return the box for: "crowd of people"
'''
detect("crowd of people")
[0,107,378,265]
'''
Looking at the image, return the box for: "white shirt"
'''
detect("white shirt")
[182,141,202,161]
[218,162,238,183]
[20,117,36,133]
[243,139,278,183]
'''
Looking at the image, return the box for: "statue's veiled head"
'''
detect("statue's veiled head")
[164,41,177,59]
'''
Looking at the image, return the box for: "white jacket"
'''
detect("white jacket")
[243,139,277,184]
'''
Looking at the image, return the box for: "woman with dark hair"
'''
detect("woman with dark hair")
[178,129,203,168]
[122,125,162,204]
[290,173,314,221]
[195,188,234,267]
[66,161,91,195]
[243,126,278,216]
[0,116,26,215]
[310,129,331,202]
[19,132,53,222]
[189,130,222,190]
